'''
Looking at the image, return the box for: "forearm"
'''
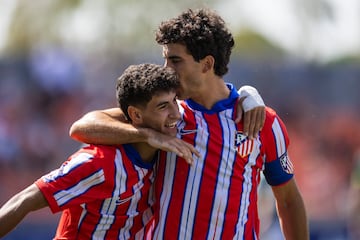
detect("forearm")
[70,119,149,145]
[0,194,28,237]
[0,184,47,237]
[69,109,150,145]
[275,185,309,240]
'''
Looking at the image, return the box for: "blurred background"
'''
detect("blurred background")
[0,0,359,239]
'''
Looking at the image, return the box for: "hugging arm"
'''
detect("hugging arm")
[70,108,198,164]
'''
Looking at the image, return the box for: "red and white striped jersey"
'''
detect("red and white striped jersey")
[35,144,156,240]
[153,83,294,240]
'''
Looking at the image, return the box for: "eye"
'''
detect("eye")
[158,103,167,110]
[170,57,181,64]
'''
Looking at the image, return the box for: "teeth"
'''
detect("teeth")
[166,122,177,128]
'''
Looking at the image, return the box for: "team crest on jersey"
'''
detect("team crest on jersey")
[234,131,254,157]
[280,153,294,174]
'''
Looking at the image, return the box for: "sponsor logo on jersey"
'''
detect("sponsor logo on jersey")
[234,131,254,157]
[116,195,133,205]
[280,153,294,174]
[178,128,198,135]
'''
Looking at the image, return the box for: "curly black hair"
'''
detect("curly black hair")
[116,63,179,121]
[155,8,234,77]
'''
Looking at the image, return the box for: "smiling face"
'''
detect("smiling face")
[116,63,180,135]
[134,90,180,137]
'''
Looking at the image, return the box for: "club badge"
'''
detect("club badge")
[234,131,254,157]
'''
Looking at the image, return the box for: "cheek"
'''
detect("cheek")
[146,113,167,129]
[178,72,190,86]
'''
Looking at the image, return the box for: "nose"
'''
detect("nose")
[164,59,173,69]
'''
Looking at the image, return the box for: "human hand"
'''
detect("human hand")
[145,129,200,165]
[235,85,266,139]
[235,98,265,139]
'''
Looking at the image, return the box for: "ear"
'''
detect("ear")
[202,55,215,73]
[127,106,143,124]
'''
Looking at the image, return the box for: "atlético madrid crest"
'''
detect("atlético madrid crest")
[280,153,294,174]
[234,131,254,157]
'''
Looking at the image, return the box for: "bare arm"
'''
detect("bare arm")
[272,178,309,240]
[70,108,199,163]
[70,108,146,145]
[0,184,48,237]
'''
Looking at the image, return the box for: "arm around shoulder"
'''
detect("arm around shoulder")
[69,108,149,145]
[0,184,48,238]
[69,108,199,161]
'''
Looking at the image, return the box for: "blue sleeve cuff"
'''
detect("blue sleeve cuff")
[263,153,294,186]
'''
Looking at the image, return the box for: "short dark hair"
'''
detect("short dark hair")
[155,8,234,77]
[116,63,179,121]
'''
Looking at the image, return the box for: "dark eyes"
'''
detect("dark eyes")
[170,58,181,64]
[158,104,167,110]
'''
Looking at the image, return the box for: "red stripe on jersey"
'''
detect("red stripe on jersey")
[261,108,289,161]
[192,113,224,239]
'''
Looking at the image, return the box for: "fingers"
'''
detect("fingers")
[235,97,245,123]
[247,111,257,139]
[146,131,199,165]
[159,138,200,165]
[242,109,251,137]
[243,107,265,139]
[175,141,200,165]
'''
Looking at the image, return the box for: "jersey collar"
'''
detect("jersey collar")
[185,83,239,114]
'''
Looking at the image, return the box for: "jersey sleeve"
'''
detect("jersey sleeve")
[261,108,294,186]
[35,145,116,213]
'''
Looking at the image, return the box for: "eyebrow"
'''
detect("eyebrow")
[163,50,181,59]
[167,55,181,60]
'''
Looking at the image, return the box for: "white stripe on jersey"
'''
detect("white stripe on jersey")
[207,109,236,239]
[93,149,126,239]
[43,152,94,183]
[155,151,177,240]
[234,138,261,240]
[272,118,286,156]
[180,110,208,238]
[119,165,148,239]
[54,169,105,206]
[113,149,130,239]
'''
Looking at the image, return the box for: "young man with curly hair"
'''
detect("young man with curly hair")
[69,8,309,239]
[0,63,188,239]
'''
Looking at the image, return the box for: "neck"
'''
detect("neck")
[191,77,230,109]
[131,142,158,163]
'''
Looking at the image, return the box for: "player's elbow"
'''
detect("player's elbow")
[69,119,88,142]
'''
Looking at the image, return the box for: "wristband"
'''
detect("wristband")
[238,85,265,112]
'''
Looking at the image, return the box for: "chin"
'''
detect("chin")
[166,128,178,137]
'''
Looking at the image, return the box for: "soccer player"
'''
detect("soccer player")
[0,63,192,239]
[69,8,309,240]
